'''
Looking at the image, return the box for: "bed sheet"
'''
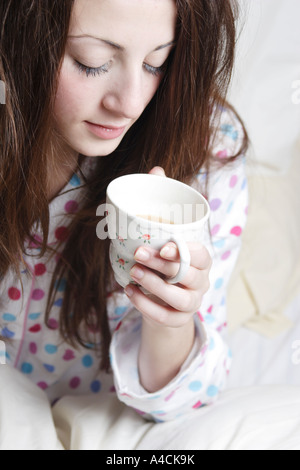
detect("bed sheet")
[227,292,300,388]
[0,364,300,451]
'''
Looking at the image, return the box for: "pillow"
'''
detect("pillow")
[229,0,300,176]
[227,139,300,337]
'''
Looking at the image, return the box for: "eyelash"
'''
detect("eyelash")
[74,60,166,78]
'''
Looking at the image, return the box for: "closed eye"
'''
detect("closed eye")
[143,62,167,77]
[74,60,110,77]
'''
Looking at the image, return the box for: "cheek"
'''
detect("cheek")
[54,71,95,122]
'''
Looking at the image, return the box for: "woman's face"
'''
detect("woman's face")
[53,0,177,158]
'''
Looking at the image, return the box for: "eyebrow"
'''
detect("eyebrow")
[68,35,175,52]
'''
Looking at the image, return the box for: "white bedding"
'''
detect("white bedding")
[1,0,299,451]
[228,293,300,389]
[1,361,300,451]
[0,294,299,451]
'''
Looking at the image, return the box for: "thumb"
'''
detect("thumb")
[148,166,166,177]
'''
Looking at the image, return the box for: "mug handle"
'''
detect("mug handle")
[166,237,191,285]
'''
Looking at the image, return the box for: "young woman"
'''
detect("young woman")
[0,0,248,422]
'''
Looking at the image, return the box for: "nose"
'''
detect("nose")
[102,68,148,121]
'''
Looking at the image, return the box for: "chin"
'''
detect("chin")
[74,140,122,158]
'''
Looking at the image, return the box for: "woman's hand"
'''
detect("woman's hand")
[124,166,212,392]
[124,240,212,329]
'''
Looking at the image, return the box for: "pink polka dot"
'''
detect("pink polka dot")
[65,200,79,214]
[8,287,21,301]
[197,311,204,322]
[211,224,221,236]
[165,390,176,402]
[69,377,81,389]
[37,382,48,390]
[63,350,76,361]
[221,251,231,260]
[32,289,45,300]
[192,401,203,409]
[230,226,242,237]
[47,318,59,330]
[29,342,37,354]
[28,234,43,249]
[55,226,69,241]
[216,149,228,159]
[34,263,46,276]
[207,305,213,314]
[29,324,41,333]
[210,198,222,211]
[230,175,238,188]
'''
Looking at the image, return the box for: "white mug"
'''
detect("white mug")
[106,174,210,288]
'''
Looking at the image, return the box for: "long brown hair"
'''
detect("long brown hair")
[0,0,248,370]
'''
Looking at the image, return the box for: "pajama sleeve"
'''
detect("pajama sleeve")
[109,108,249,422]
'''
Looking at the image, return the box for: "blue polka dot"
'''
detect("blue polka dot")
[132,323,142,333]
[209,338,215,350]
[44,364,55,373]
[82,355,93,368]
[215,278,224,289]
[45,344,58,355]
[114,306,128,316]
[241,178,247,190]
[227,201,234,213]
[2,313,16,322]
[204,314,215,325]
[213,239,225,249]
[228,349,233,359]
[188,381,202,392]
[21,363,33,374]
[207,385,219,397]
[69,174,81,187]
[90,380,101,393]
[28,312,41,320]
[1,327,15,339]
[54,279,67,293]
[53,298,63,307]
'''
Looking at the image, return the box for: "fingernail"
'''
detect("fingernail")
[130,266,144,280]
[160,245,177,259]
[134,248,150,261]
[125,286,134,297]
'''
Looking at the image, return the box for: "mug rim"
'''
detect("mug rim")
[106,173,210,228]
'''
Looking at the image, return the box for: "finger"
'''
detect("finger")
[129,264,202,313]
[134,244,180,279]
[161,242,212,271]
[124,283,191,327]
[134,243,210,290]
[134,250,204,291]
[148,166,166,177]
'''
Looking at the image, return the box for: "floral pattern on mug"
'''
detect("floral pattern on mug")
[116,255,129,270]
[138,232,151,244]
[116,233,126,247]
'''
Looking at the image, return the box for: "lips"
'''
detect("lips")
[85,121,126,140]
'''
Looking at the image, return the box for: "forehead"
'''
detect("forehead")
[70,0,177,47]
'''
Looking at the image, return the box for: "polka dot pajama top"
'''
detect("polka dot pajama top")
[0,108,248,422]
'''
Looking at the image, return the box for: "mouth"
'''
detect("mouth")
[85,121,127,140]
